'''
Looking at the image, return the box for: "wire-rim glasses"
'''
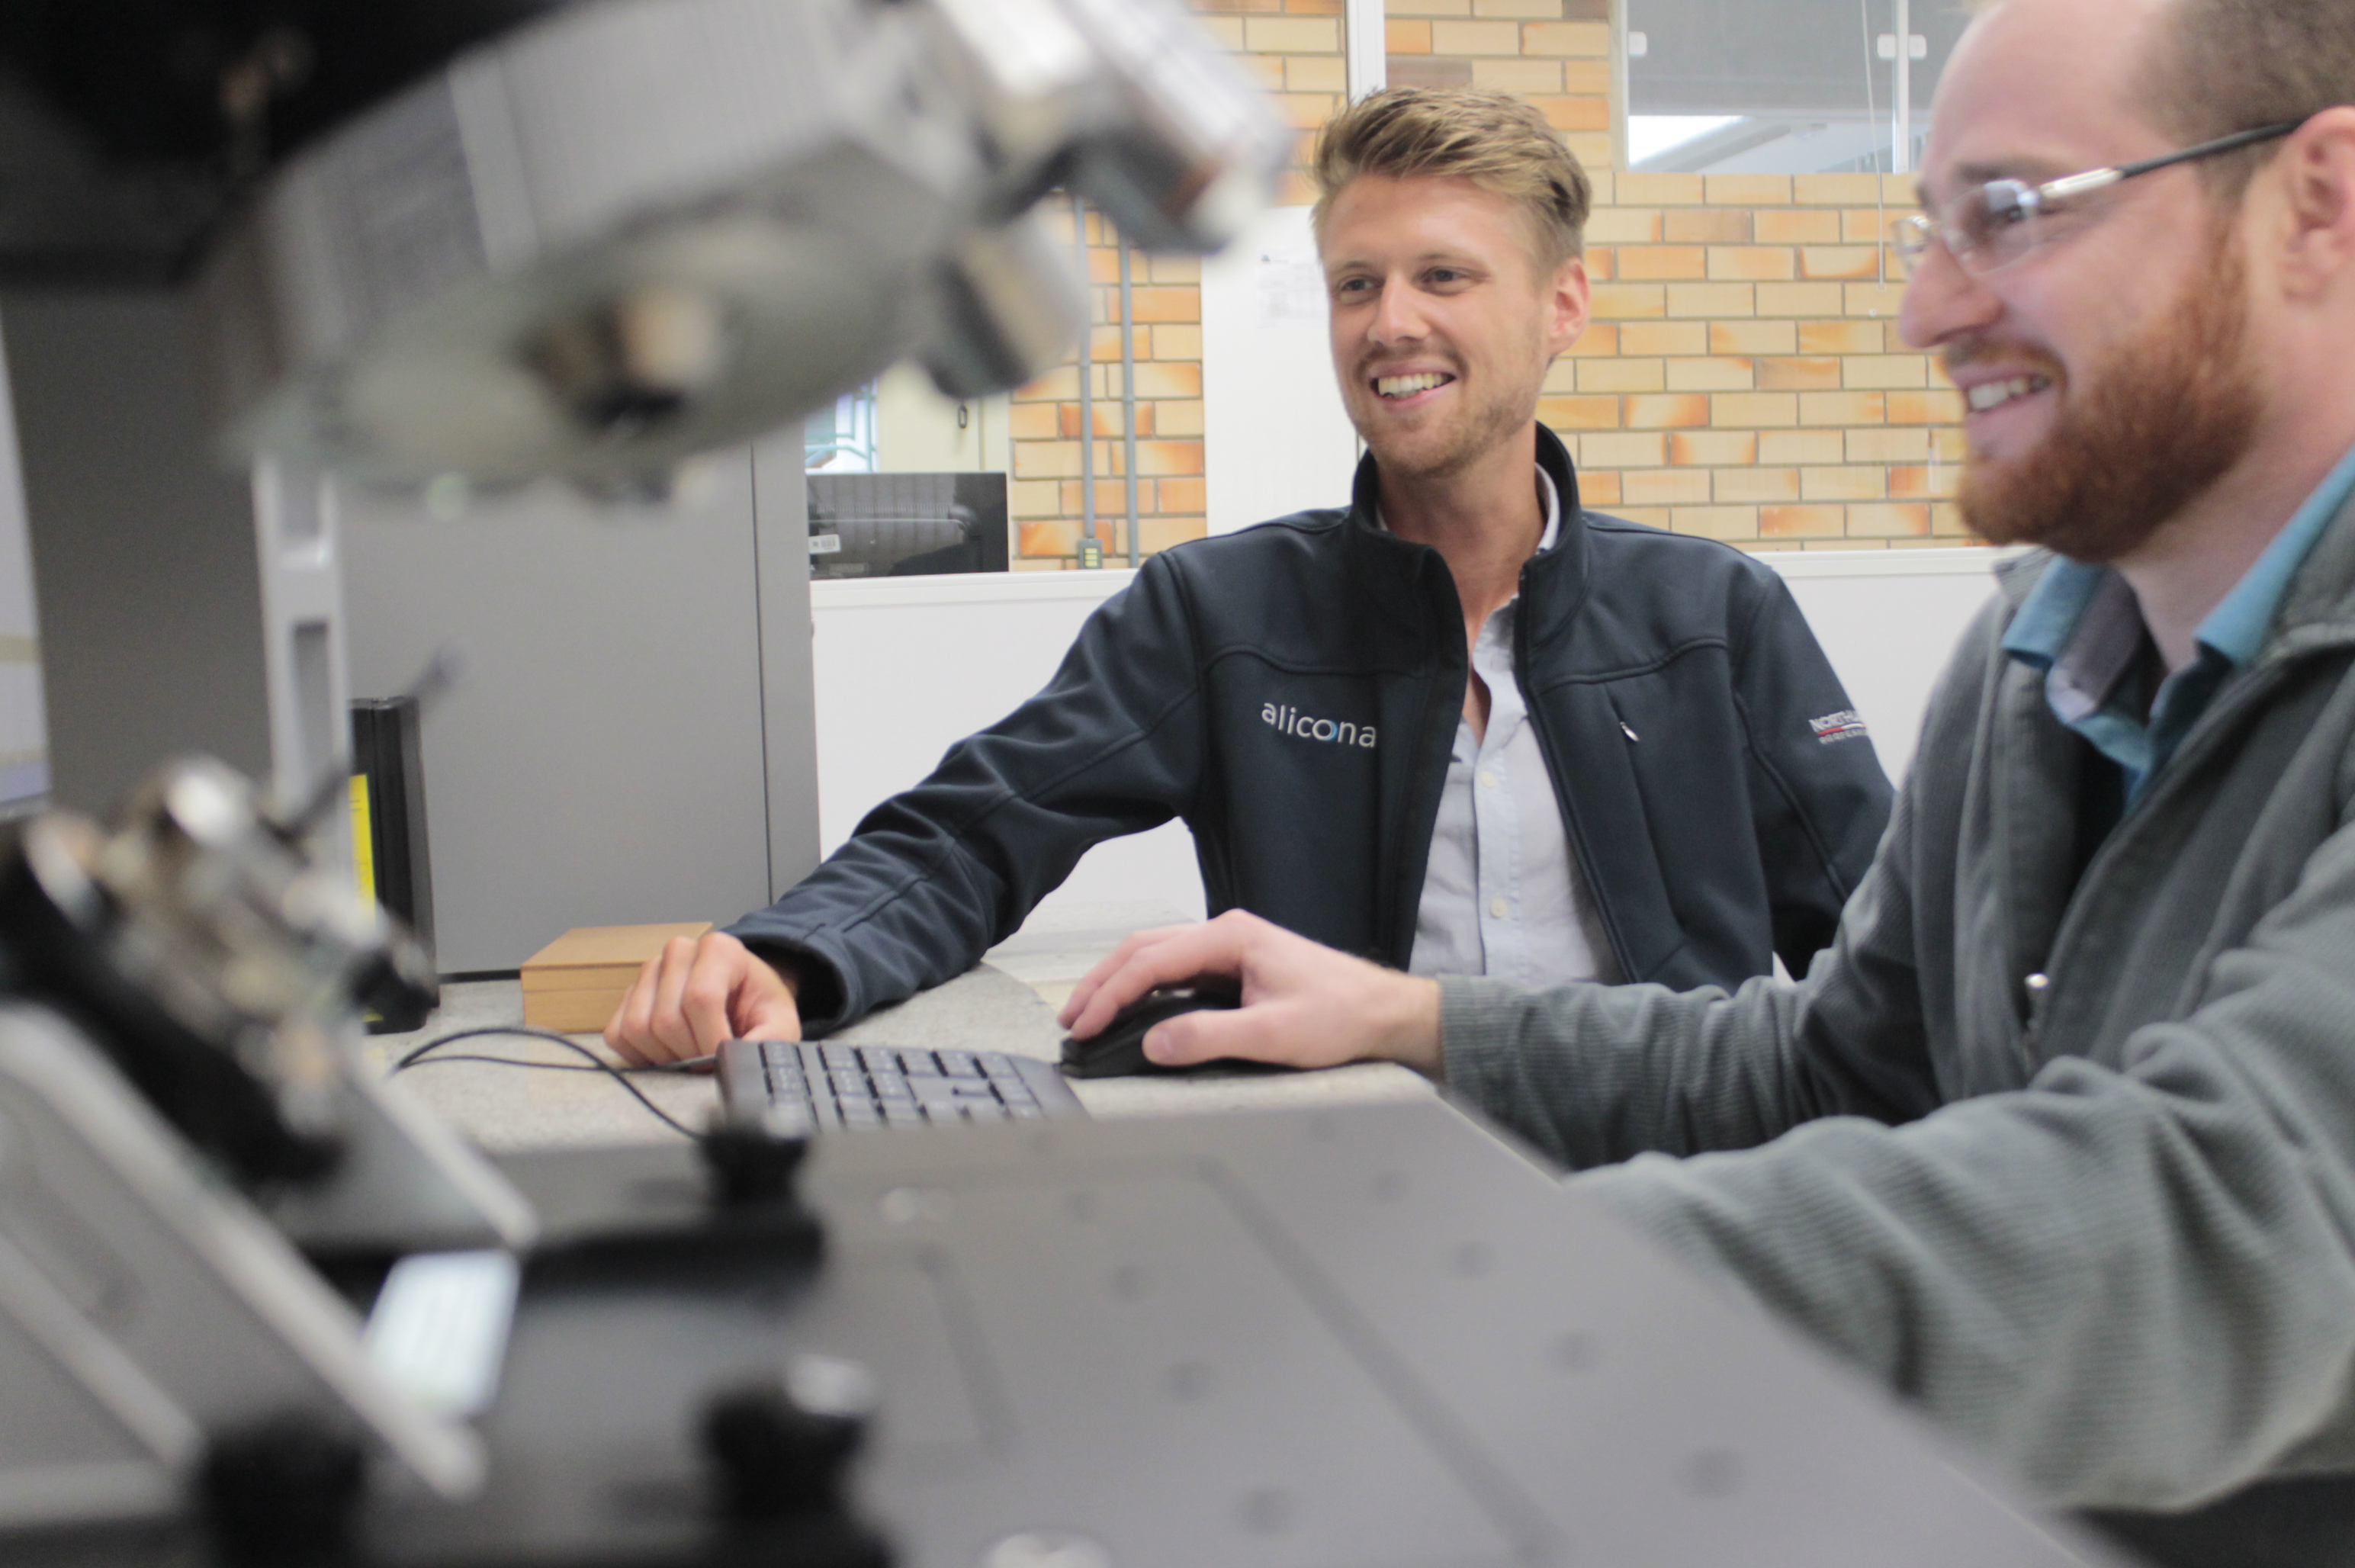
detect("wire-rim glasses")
[1891,118,2306,278]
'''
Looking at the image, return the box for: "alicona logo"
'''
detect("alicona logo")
[1263,702,1377,750]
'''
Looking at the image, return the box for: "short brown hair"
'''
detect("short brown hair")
[2139,0,2355,198]
[1311,88,1593,270]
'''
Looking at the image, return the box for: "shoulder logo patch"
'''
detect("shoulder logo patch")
[1263,702,1377,750]
[1808,709,1871,744]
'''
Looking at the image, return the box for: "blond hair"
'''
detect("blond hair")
[1310,88,1592,270]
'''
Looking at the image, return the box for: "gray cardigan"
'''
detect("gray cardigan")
[1438,495,2355,1516]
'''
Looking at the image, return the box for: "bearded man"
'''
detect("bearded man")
[1060,0,2355,1552]
[607,90,1890,1065]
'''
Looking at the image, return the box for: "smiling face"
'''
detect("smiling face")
[1899,0,2269,560]
[1320,173,1588,484]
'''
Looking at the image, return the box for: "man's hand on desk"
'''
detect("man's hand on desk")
[1059,911,1444,1078]
[604,930,802,1066]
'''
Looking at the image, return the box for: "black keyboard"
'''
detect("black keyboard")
[716,1039,1086,1135]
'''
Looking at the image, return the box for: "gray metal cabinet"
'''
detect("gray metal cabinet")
[339,440,816,973]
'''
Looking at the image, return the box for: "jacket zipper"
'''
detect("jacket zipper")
[1516,558,1637,982]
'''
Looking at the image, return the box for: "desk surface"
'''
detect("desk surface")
[360,964,1433,1151]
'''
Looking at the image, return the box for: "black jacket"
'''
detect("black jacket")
[733,426,1894,1033]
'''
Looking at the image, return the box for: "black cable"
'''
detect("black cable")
[390,1026,708,1140]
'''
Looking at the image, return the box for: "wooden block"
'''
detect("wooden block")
[519,922,712,1031]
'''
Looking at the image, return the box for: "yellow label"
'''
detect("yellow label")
[349,774,375,904]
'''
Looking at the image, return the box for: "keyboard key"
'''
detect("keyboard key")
[820,1044,859,1070]
[882,1103,924,1127]
[759,1040,796,1069]
[829,1069,869,1097]
[898,1050,942,1076]
[979,1052,1020,1078]
[857,1046,901,1072]
[940,1051,982,1078]
[962,1101,1007,1123]
[871,1075,915,1100]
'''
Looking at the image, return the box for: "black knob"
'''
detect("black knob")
[701,1358,874,1521]
[702,1117,811,1207]
[201,1411,366,1563]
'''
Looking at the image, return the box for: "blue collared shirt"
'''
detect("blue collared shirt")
[2002,440,2355,803]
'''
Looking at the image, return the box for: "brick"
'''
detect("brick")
[1624,469,1714,506]
[1158,477,1208,513]
[1566,322,1619,356]
[1801,246,1884,281]
[1138,440,1205,476]
[1759,504,1848,538]
[1711,392,1798,427]
[1576,432,1667,468]
[1670,430,1757,467]
[1245,15,1340,50]
[1844,355,1931,390]
[1624,394,1711,429]
[1888,389,1965,424]
[1793,173,1884,205]
[1589,283,1667,319]
[1010,402,1061,440]
[1010,479,1064,517]
[1596,326,1690,360]
[1288,0,1345,14]
[1384,0,1468,14]
[1472,58,1567,94]
[1666,357,1756,392]
[1196,16,1246,47]
[1756,282,1845,316]
[1672,505,1760,541]
[1196,0,1281,11]
[1016,440,1082,479]
[1155,400,1206,437]
[1386,18,1433,50]
[1667,283,1755,317]
[1149,254,1201,284]
[1521,20,1611,53]
[1754,356,1841,392]
[1663,209,1752,244]
[1849,503,1933,537]
[1578,358,1665,393]
[1844,209,1902,244]
[1845,282,1907,318]
[1614,172,1707,206]
[1933,427,1970,462]
[1888,464,1961,500]
[1798,320,1884,355]
[1617,245,1708,281]
[1275,92,1341,130]
[1760,429,1846,464]
[1801,390,1887,426]
[1563,132,1614,169]
[1017,365,1079,401]
[1582,248,1616,282]
[1133,361,1203,398]
[1801,466,1887,501]
[1538,394,1624,429]
[1430,18,1521,51]
[1714,467,1799,503]
[1881,174,1917,204]
[1577,471,1623,506]
[1375,51,1469,87]
[1288,56,1348,92]
[1705,174,1793,205]
[1526,93,1611,131]
[1474,0,1563,16]
[1152,325,1204,361]
[1241,53,1287,89]
[1756,210,1842,245]
[1018,520,1080,557]
[1847,427,1933,463]
[1561,59,1613,94]
[1709,246,1798,282]
[1586,209,1663,244]
[1929,503,1970,537]
[1710,320,1797,355]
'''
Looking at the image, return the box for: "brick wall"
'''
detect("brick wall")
[1004,0,1971,567]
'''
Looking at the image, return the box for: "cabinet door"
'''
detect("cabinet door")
[341,451,809,972]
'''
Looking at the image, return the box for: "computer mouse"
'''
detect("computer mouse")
[1060,979,1253,1078]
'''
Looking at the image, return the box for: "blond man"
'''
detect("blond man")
[611,90,1889,1065]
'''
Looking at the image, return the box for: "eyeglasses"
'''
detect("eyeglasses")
[1891,119,2305,278]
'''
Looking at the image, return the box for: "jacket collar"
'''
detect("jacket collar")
[1341,424,1592,645]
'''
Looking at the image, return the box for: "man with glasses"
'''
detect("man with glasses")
[1062,0,2355,1545]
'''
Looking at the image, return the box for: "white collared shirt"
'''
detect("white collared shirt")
[1392,470,1620,987]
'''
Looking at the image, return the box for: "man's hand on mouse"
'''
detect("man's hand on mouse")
[605,930,802,1066]
[1059,910,1443,1077]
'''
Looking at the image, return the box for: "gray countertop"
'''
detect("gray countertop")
[360,964,1433,1152]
